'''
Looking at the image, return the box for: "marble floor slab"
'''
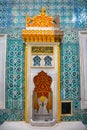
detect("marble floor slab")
[0,121,87,130]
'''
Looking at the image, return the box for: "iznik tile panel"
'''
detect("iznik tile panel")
[0,0,87,28]
[0,0,87,125]
[6,39,25,109]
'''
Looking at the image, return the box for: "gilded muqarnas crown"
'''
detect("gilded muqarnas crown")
[26,7,54,27]
[22,6,63,42]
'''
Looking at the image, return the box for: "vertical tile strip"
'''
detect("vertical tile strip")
[57,43,61,122]
[24,43,29,122]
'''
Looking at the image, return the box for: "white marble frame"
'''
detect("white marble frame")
[79,31,87,109]
[0,34,7,109]
[28,43,59,124]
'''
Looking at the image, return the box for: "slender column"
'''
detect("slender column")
[24,43,29,123]
[57,43,61,122]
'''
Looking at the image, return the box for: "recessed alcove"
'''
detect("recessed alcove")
[32,71,53,121]
[61,101,72,116]
[22,7,64,126]
[28,43,59,126]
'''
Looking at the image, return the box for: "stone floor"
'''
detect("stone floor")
[0,121,87,130]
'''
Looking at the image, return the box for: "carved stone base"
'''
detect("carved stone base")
[30,119,56,126]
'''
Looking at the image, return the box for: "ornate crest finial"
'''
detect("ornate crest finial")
[23,6,64,43]
[41,7,46,15]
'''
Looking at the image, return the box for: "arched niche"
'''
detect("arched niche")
[32,71,53,121]
[22,7,64,126]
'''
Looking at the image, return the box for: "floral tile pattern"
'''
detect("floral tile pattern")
[0,0,87,125]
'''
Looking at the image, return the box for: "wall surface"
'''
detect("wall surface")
[0,0,87,124]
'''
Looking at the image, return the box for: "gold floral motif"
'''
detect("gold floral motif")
[33,71,52,112]
[31,46,54,54]
[26,7,54,27]
[22,7,64,43]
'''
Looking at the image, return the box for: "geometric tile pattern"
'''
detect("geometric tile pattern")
[61,110,87,124]
[0,0,87,125]
[0,109,24,124]
[33,55,41,66]
[62,30,79,44]
[44,56,52,66]
[0,0,87,29]
[0,1,11,28]
[74,0,87,28]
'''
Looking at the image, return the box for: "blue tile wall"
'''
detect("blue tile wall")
[6,39,25,109]
[0,0,87,28]
[0,0,87,124]
[61,43,80,100]
[0,29,25,124]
